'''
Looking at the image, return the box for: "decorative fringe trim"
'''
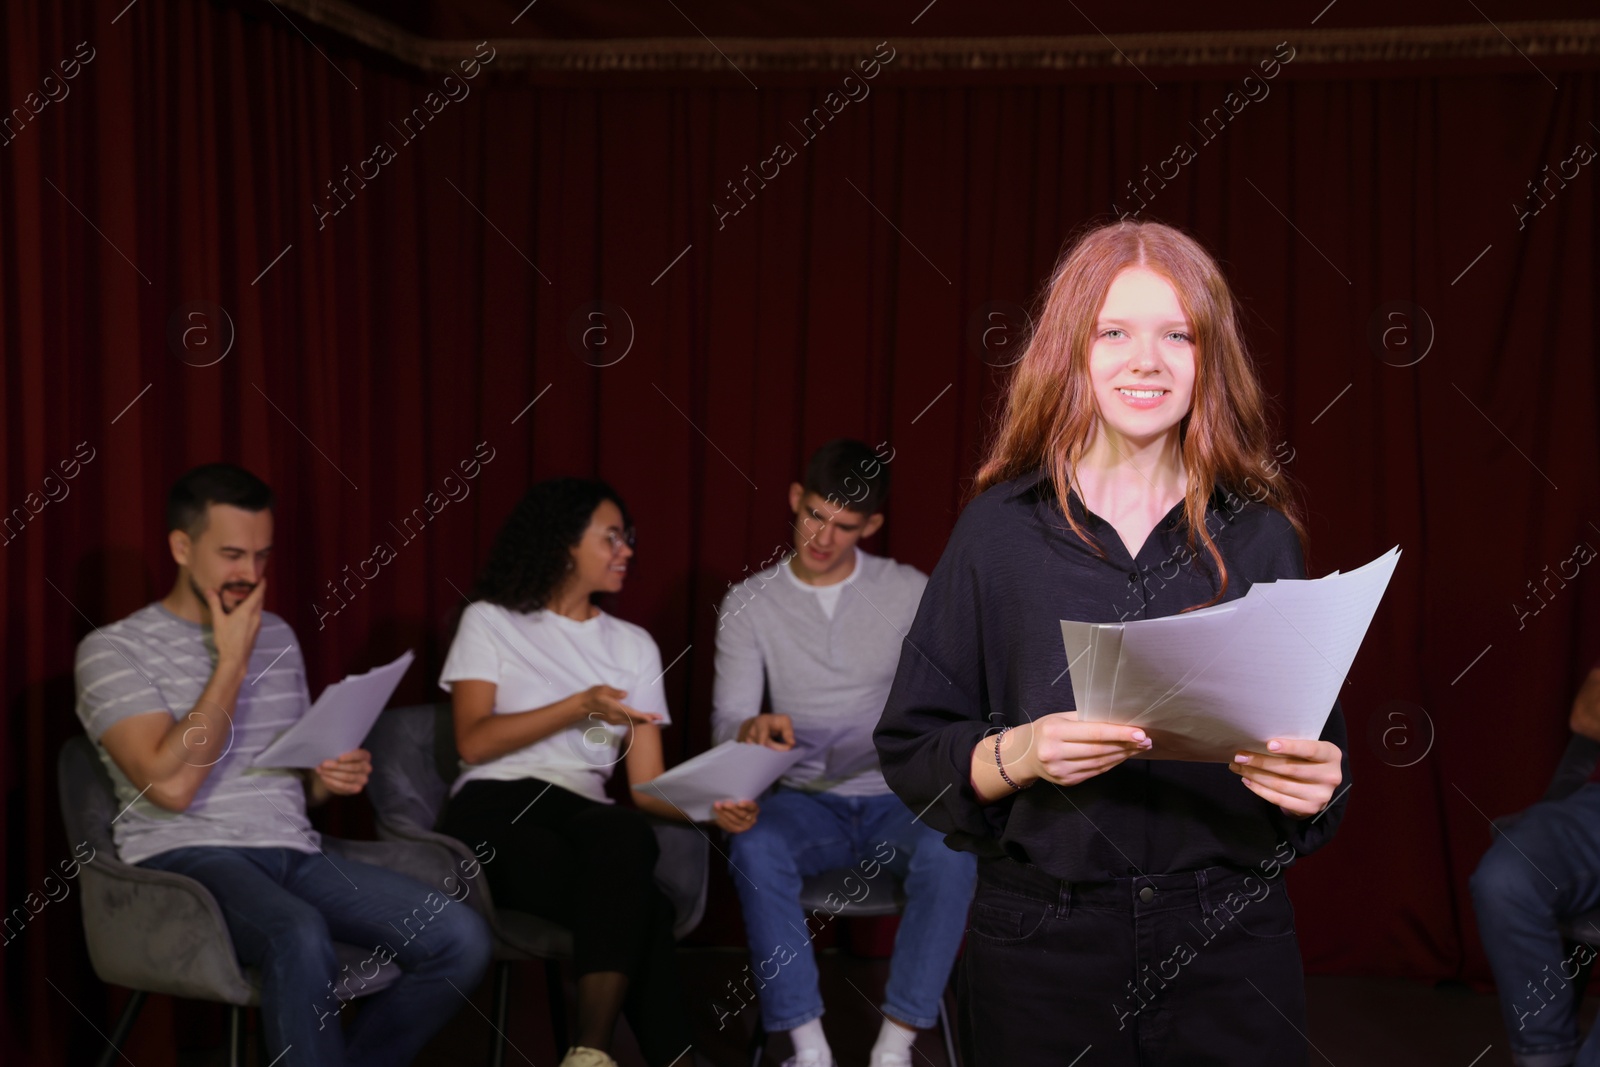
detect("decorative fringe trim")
[269,3,1600,76]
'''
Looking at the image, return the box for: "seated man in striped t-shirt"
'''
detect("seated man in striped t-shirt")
[73,463,490,1067]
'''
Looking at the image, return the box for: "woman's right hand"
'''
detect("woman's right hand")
[1011,711,1152,788]
[574,685,663,727]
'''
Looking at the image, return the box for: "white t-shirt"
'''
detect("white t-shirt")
[439,602,671,803]
[782,546,862,619]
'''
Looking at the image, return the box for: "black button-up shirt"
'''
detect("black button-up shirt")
[874,466,1350,880]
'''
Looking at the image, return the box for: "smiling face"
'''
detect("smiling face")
[567,499,634,596]
[1088,266,1198,451]
[171,504,274,615]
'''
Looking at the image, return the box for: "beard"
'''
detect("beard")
[191,577,255,614]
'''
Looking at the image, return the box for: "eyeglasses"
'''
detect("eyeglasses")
[604,526,637,553]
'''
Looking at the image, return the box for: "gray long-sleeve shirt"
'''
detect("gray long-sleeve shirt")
[711,547,928,796]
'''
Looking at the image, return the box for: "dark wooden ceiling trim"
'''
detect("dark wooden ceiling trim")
[270,2,1600,75]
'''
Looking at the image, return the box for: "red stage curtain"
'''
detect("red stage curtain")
[3,1,1599,1061]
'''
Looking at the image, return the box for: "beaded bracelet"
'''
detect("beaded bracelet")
[994,726,1022,791]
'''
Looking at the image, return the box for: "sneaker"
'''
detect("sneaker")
[869,1053,912,1067]
[780,1052,831,1067]
[560,1048,620,1067]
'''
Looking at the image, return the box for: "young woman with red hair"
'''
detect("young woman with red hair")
[875,219,1348,1066]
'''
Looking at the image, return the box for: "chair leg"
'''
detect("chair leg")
[544,958,568,1058]
[1573,944,1594,1003]
[937,989,960,1067]
[747,1016,767,1067]
[95,989,147,1067]
[228,1004,245,1067]
[489,961,511,1067]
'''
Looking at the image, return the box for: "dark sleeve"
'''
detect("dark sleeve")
[1258,509,1352,859]
[874,501,999,846]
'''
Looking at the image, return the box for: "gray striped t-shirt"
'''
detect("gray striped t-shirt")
[73,602,320,865]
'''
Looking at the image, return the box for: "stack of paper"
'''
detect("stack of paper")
[1059,547,1399,762]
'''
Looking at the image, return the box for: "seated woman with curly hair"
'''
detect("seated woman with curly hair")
[438,477,750,1067]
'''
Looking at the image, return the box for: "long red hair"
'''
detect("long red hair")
[971,219,1306,607]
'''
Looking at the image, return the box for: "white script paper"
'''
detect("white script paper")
[1059,547,1400,762]
[254,650,415,768]
[633,740,809,821]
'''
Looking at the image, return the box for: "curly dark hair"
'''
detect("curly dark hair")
[470,478,634,613]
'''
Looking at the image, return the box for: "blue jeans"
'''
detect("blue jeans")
[141,845,493,1067]
[726,788,977,1031]
[1471,784,1600,1067]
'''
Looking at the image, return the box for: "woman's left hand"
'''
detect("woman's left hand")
[1230,739,1342,819]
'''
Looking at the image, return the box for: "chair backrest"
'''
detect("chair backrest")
[58,735,123,861]
[365,703,458,834]
[58,735,260,1004]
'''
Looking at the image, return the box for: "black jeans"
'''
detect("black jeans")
[958,857,1309,1067]
[440,777,692,1066]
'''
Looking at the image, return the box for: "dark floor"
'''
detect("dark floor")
[178,950,1600,1067]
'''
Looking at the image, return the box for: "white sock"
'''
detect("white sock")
[789,1017,832,1063]
[870,1017,917,1063]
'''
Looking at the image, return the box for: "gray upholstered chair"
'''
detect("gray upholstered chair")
[363,702,710,1066]
[58,734,464,1067]
[742,868,961,1067]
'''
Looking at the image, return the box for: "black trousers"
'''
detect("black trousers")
[440,777,692,1066]
[958,857,1309,1067]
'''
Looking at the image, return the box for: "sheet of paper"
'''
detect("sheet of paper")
[1059,619,1096,700]
[1106,603,1242,719]
[1112,599,1278,759]
[633,740,808,821]
[1060,619,1129,718]
[1089,623,1124,717]
[1059,620,1125,718]
[253,650,415,768]
[1058,547,1400,762]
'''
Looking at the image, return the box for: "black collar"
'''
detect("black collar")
[1002,466,1052,501]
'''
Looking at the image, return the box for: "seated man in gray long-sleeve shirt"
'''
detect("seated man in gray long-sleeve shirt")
[711,438,977,1067]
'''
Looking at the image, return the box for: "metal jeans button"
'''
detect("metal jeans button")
[1138,886,1154,903]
